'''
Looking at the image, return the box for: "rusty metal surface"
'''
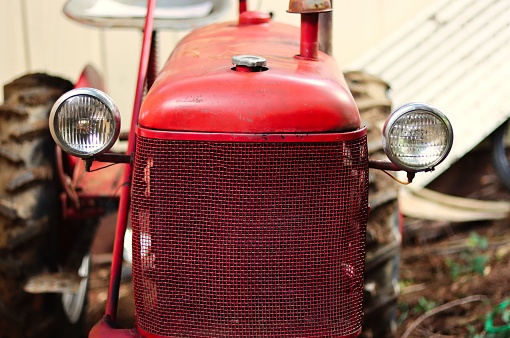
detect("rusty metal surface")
[288,0,332,13]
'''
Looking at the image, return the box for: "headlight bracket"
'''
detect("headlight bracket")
[84,153,133,172]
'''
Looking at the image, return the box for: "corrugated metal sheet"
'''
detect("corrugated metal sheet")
[348,0,510,188]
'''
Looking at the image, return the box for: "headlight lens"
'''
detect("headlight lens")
[382,103,453,172]
[49,88,121,158]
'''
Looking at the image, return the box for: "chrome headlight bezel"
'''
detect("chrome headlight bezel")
[382,103,454,172]
[49,88,121,159]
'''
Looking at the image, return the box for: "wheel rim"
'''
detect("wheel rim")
[61,254,90,324]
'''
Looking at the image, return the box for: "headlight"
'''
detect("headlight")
[49,88,121,159]
[382,103,453,172]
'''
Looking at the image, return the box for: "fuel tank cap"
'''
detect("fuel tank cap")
[232,55,267,68]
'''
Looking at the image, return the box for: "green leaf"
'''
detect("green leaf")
[446,258,462,281]
[418,297,437,312]
[471,255,489,275]
[468,232,489,250]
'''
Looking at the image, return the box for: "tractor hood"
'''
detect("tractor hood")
[139,20,360,133]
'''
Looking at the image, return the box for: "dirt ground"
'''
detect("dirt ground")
[396,218,510,337]
[395,146,510,338]
[85,144,510,338]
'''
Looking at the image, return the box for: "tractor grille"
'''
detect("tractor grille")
[131,135,369,337]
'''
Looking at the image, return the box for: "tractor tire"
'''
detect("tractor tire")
[492,120,510,192]
[345,71,400,338]
[0,73,74,338]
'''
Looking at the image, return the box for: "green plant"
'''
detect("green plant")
[411,297,438,315]
[398,279,415,289]
[467,232,489,250]
[445,232,490,281]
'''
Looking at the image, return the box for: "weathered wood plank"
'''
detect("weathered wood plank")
[400,188,510,222]
[0,1,27,101]
[23,0,103,80]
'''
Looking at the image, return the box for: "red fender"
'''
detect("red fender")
[75,64,105,91]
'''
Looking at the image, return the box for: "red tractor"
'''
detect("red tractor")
[0,1,453,337]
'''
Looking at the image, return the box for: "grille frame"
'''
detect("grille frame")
[132,128,369,338]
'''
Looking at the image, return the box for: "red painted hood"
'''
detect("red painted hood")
[139,20,360,133]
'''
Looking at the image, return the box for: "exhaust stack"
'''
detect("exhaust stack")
[288,0,332,59]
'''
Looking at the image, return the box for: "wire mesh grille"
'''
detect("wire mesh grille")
[131,136,369,337]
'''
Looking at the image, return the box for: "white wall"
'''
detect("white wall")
[0,0,431,127]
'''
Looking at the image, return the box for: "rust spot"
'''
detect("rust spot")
[288,0,332,13]
[143,157,154,197]
[182,49,201,58]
